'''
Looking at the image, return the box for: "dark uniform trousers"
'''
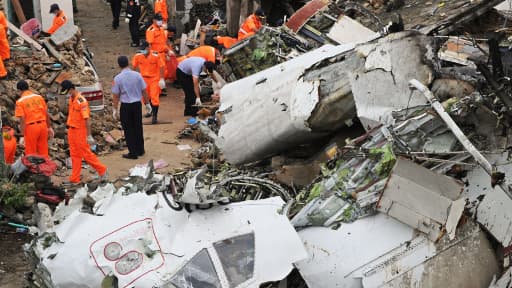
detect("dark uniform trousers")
[127,1,141,45]
[110,0,121,28]
[120,101,144,155]
[176,68,198,117]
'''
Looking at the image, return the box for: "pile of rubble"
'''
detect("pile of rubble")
[0,24,119,168]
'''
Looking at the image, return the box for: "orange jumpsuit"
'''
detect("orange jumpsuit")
[47,10,67,34]
[146,23,169,77]
[238,14,262,40]
[178,45,219,63]
[2,126,16,164]
[15,91,50,158]
[0,11,9,77]
[216,36,237,49]
[67,93,106,183]
[133,51,165,106]
[154,0,168,22]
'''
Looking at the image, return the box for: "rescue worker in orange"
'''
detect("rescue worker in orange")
[146,13,170,78]
[41,4,67,36]
[2,123,17,165]
[61,80,108,183]
[0,10,9,79]
[214,8,265,49]
[14,80,54,158]
[177,45,221,64]
[238,8,265,40]
[154,0,168,23]
[214,35,237,49]
[132,41,165,124]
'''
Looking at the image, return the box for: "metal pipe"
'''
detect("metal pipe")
[409,79,512,199]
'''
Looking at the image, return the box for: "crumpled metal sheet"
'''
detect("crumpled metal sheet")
[217,44,355,165]
[28,193,306,288]
[295,217,498,288]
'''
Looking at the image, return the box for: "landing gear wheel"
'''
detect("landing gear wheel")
[162,190,183,211]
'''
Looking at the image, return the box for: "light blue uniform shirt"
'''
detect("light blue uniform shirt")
[112,68,147,103]
[177,57,205,77]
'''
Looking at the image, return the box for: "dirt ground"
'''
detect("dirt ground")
[0,0,198,286]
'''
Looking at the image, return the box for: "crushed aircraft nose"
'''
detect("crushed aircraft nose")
[25,169,306,287]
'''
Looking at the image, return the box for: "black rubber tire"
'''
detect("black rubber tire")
[162,190,183,211]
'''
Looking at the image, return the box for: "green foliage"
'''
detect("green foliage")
[369,144,396,177]
[0,179,33,209]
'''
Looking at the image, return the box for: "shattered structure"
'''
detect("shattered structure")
[0,24,119,168]
[17,0,512,287]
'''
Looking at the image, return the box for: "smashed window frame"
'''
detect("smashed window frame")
[165,232,256,288]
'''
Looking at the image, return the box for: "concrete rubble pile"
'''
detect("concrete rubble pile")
[0,25,119,167]
[22,1,512,288]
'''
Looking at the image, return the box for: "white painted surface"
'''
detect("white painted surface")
[217,44,355,164]
[39,195,306,287]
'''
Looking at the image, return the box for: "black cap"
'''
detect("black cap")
[204,61,216,73]
[118,56,129,68]
[16,80,29,91]
[49,3,60,13]
[60,80,75,94]
[154,13,163,21]
[255,8,265,17]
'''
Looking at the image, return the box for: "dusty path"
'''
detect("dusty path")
[76,0,198,180]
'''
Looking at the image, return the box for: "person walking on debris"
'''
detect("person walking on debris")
[15,80,54,158]
[112,56,152,159]
[127,0,142,47]
[61,80,108,183]
[0,9,9,79]
[132,41,165,124]
[110,0,122,30]
[238,8,265,40]
[146,13,171,78]
[41,4,67,36]
[176,57,216,116]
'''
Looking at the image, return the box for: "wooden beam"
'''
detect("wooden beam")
[6,20,45,52]
[226,0,241,36]
[10,0,26,24]
[42,39,72,67]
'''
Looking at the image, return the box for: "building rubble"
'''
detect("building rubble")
[0,22,120,170]
[19,1,512,287]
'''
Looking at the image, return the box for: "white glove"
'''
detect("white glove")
[195,97,202,106]
[158,78,166,89]
[145,103,152,114]
[87,135,96,146]
[125,18,130,23]
[19,137,25,146]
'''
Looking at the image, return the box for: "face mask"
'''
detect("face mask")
[156,20,163,26]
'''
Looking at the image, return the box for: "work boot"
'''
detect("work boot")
[152,106,159,124]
